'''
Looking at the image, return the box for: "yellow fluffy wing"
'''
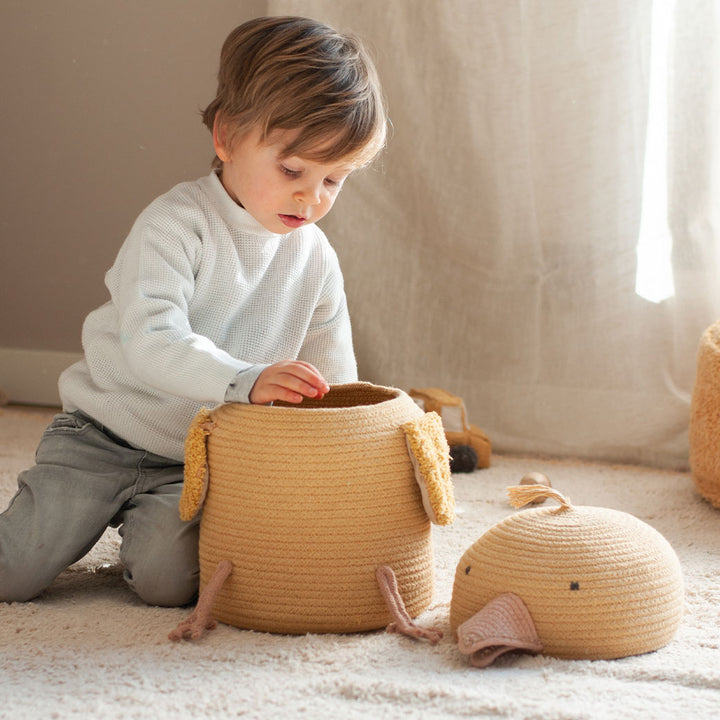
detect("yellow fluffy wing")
[402,412,455,525]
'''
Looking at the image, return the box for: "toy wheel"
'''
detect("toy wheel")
[449,444,477,473]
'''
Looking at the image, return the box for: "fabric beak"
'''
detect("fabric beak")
[456,592,543,668]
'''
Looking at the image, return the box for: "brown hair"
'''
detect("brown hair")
[202,16,387,169]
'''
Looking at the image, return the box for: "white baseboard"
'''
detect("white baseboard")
[0,347,82,406]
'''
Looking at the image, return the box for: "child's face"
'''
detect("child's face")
[214,124,355,234]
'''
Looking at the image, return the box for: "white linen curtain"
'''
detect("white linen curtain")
[267,0,720,469]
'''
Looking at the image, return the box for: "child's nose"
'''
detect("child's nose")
[294,183,322,206]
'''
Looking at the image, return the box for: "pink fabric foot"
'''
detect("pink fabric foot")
[376,565,443,644]
[169,560,233,641]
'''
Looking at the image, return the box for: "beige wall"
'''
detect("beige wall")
[1,1,265,357]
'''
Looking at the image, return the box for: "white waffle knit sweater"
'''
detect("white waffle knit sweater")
[59,171,357,461]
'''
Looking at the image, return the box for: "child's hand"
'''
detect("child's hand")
[249,361,330,405]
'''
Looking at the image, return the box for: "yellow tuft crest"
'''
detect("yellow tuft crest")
[507,484,572,511]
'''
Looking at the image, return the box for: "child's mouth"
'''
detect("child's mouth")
[279,214,306,229]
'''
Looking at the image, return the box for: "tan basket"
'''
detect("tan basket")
[450,486,684,661]
[690,320,720,508]
[182,382,450,634]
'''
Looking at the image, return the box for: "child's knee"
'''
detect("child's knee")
[118,482,200,606]
[123,563,198,607]
[120,524,200,606]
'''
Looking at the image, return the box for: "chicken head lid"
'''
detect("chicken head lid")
[451,482,684,665]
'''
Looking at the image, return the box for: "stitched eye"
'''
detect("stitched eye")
[570,581,580,591]
[465,566,472,575]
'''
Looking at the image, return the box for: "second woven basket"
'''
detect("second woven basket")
[690,319,720,508]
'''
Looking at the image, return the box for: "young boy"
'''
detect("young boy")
[0,16,387,607]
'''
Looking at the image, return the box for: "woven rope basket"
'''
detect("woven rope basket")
[690,319,720,508]
[450,487,684,661]
[182,382,450,634]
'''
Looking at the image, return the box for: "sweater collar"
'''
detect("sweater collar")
[201,170,284,239]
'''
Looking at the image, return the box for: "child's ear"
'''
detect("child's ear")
[212,117,232,163]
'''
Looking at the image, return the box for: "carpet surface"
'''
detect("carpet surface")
[1,405,719,719]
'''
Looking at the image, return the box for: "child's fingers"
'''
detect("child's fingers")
[249,361,329,404]
[276,365,328,399]
[287,362,330,395]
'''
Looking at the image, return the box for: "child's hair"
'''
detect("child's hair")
[202,16,387,169]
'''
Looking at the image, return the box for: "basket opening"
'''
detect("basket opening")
[274,382,401,410]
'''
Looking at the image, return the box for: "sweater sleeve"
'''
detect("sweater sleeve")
[106,217,254,404]
[223,364,268,403]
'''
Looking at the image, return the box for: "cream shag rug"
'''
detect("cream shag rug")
[1,405,719,720]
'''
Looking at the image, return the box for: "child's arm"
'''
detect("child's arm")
[106,218,265,406]
[249,360,330,404]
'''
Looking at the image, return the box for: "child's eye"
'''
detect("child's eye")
[280,165,301,179]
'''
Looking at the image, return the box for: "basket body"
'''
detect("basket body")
[199,383,434,633]
[690,320,720,508]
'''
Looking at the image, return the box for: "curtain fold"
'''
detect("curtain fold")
[268,0,720,469]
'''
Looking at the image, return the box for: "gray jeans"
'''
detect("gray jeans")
[0,412,199,606]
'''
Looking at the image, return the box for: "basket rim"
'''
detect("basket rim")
[213,381,410,419]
